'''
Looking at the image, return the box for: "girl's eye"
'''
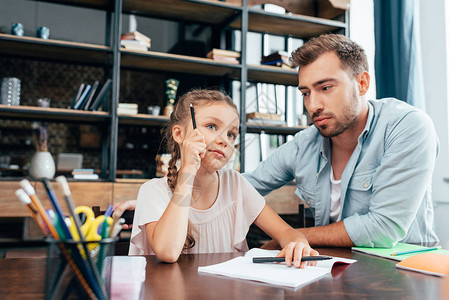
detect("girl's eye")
[206,124,216,130]
[227,132,236,140]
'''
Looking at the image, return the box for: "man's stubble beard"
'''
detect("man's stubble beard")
[316,87,359,138]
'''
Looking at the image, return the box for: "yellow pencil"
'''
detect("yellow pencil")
[20,179,59,239]
[15,189,47,234]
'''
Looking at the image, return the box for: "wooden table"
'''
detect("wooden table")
[1,248,448,299]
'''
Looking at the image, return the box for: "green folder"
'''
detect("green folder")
[352,243,449,261]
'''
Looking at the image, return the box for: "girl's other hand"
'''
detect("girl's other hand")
[276,242,319,268]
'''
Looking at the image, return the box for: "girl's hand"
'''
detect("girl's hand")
[276,242,319,268]
[179,129,206,173]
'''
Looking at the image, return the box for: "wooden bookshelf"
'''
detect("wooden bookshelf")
[0,105,110,123]
[34,0,111,10]
[121,52,298,85]
[246,123,307,135]
[120,49,241,77]
[247,64,298,86]
[123,0,241,24]
[231,8,347,38]
[118,113,169,126]
[0,34,111,65]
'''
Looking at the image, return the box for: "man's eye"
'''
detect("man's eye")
[301,92,309,97]
[323,85,332,91]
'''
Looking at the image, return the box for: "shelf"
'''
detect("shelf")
[118,113,169,126]
[30,0,112,10]
[0,34,111,65]
[246,123,307,135]
[0,105,110,123]
[120,49,241,78]
[123,0,241,25]
[231,8,347,38]
[247,64,298,86]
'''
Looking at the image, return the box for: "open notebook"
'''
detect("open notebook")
[198,248,356,288]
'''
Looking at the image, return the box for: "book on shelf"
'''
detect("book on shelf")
[89,79,112,111]
[120,31,151,51]
[246,112,285,125]
[206,48,240,59]
[72,168,95,175]
[261,50,294,68]
[81,80,99,110]
[72,84,91,110]
[261,60,295,70]
[207,55,239,64]
[70,80,111,111]
[121,31,151,44]
[118,103,138,115]
[73,173,99,180]
[72,168,98,179]
[247,112,282,120]
[69,83,85,108]
[120,39,149,51]
[247,118,286,126]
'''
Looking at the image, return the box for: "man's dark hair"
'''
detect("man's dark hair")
[291,34,369,78]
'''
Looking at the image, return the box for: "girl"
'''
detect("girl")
[129,89,318,268]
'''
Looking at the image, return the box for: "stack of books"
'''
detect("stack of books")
[72,168,99,180]
[246,112,286,125]
[260,51,295,69]
[206,49,240,64]
[120,31,151,51]
[117,103,138,115]
[70,79,112,111]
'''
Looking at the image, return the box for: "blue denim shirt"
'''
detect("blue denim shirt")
[244,98,439,247]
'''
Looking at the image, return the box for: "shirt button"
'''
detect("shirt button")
[363,183,369,188]
[307,200,311,205]
[316,173,318,177]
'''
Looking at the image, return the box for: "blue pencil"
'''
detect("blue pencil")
[391,246,441,256]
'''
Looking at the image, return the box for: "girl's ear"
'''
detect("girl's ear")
[172,124,184,144]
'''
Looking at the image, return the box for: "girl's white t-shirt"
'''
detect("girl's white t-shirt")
[129,168,266,255]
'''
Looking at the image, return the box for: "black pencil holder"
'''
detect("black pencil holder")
[45,238,116,300]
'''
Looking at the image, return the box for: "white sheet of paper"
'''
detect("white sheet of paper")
[198,248,356,288]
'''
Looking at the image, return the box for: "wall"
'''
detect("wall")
[0,0,178,51]
[420,0,449,241]
[349,0,376,101]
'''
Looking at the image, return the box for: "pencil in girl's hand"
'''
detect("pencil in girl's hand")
[190,103,196,129]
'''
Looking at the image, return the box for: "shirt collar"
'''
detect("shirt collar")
[361,101,374,141]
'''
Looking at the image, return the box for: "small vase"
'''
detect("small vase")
[29,151,56,179]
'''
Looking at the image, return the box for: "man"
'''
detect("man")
[114,34,439,248]
[244,34,439,247]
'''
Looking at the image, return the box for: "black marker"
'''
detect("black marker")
[252,255,332,263]
[190,103,196,129]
